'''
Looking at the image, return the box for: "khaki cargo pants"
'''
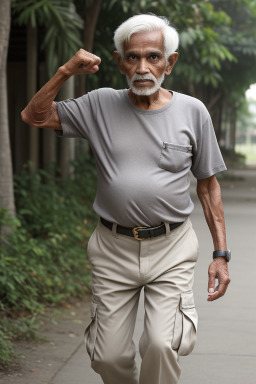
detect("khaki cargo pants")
[84,218,199,384]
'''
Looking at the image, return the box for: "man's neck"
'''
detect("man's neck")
[128,88,172,111]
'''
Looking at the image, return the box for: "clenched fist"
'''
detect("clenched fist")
[62,49,101,77]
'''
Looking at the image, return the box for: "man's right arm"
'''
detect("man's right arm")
[21,49,101,130]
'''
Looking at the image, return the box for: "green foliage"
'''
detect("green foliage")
[1,316,41,342]
[0,327,14,368]
[0,315,44,369]
[0,157,97,365]
[82,0,244,92]
[168,2,237,89]
[12,0,83,76]
[209,0,256,102]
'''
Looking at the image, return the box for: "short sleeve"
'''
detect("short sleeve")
[55,92,97,139]
[191,114,227,179]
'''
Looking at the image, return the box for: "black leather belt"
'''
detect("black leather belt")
[100,217,183,241]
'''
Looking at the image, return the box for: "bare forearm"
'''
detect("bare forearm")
[21,66,69,128]
[21,49,101,129]
[197,176,227,250]
[198,176,231,301]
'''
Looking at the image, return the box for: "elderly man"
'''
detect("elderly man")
[22,14,230,384]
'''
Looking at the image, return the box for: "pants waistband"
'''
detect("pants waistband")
[100,218,184,241]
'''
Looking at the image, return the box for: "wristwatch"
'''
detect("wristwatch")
[213,249,231,262]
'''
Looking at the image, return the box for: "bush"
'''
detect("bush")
[0,156,98,366]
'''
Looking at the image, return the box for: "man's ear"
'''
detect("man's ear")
[113,51,125,74]
[165,52,179,75]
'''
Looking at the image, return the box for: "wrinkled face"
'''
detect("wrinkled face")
[121,30,168,95]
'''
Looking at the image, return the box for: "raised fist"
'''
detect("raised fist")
[62,49,101,77]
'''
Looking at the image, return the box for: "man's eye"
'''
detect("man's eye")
[129,55,137,60]
[150,55,158,60]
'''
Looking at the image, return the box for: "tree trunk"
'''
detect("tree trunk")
[27,20,39,172]
[216,98,223,144]
[230,103,237,152]
[0,0,16,222]
[77,0,101,97]
[224,105,231,150]
[76,0,101,158]
[8,62,30,174]
[210,97,223,145]
[43,129,56,171]
[58,77,75,179]
[40,63,56,172]
[206,92,221,112]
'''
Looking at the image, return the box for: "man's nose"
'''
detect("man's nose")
[136,58,149,74]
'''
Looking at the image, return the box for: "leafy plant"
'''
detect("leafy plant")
[0,156,97,366]
[12,0,83,76]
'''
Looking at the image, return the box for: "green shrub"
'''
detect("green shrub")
[0,156,98,366]
[0,326,14,368]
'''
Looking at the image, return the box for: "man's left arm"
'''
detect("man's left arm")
[196,175,231,302]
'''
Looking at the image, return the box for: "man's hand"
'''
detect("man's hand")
[207,257,231,302]
[61,49,101,77]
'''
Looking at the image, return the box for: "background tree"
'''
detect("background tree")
[1,0,256,366]
[85,0,256,152]
[12,0,83,175]
[0,0,16,223]
[84,1,236,95]
[6,0,256,176]
[75,0,102,97]
[210,0,256,150]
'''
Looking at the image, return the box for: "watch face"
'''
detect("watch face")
[226,249,231,262]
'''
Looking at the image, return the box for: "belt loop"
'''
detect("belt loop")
[164,222,171,237]
[112,223,118,237]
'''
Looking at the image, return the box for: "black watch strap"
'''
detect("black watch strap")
[213,249,231,262]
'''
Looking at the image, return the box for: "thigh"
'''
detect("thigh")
[86,222,142,360]
[142,274,184,347]
[140,225,198,353]
[92,287,142,360]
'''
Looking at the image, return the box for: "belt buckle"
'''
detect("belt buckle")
[132,226,147,241]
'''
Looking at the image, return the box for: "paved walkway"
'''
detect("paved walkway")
[1,169,256,384]
[50,169,256,384]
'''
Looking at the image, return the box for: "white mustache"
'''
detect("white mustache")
[131,73,157,83]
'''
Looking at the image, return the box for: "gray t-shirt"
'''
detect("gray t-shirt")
[56,88,226,227]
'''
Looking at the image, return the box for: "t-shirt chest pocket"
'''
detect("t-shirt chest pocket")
[158,142,193,173]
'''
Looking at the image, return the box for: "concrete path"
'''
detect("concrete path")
[50,170,256,384]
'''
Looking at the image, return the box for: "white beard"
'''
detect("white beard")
[126,72,165,96]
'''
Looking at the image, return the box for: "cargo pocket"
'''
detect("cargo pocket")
[84,299,99,361]
[159,142,192,173]
[172,290,198,356]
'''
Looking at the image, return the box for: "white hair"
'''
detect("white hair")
[114,14,179,60]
